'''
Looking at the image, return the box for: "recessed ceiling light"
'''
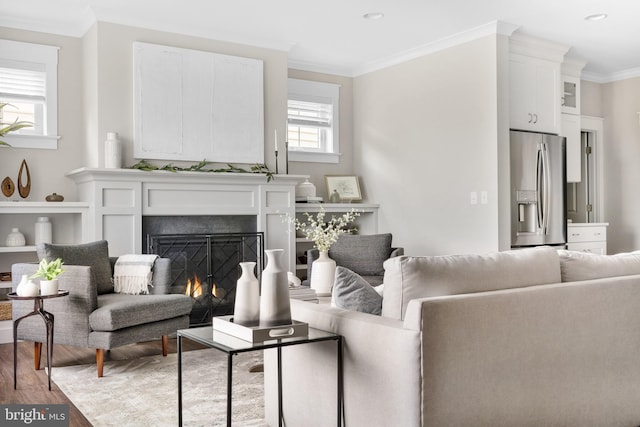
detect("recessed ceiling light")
[584,13,608,21]
[363,12,384,20]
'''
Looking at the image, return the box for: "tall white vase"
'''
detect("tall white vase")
[35,216,52,245]
[311,250,337,296]
[259,249,292,327]
[233,262,260,326]
[104,132,122,169]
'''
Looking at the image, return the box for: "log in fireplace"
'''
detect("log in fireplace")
[147,232,264,326]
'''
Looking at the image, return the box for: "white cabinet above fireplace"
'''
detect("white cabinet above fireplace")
[66,168,307,271]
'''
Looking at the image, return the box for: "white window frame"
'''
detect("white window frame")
[288,78,340,164]
[0,39,59,149]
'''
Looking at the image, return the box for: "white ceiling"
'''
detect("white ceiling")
[1,0,639,82]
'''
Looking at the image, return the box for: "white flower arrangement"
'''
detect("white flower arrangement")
[287,208,361,252]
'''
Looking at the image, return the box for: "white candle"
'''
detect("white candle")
[274,129,278,151]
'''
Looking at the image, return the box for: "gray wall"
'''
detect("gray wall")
[352,35,507,255]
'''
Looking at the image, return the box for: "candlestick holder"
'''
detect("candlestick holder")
[285,141,289,174]
[275,150,279,174]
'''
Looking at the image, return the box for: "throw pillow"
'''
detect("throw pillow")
[558,250,640,282]
[332,266,382,315]
[37,240,113,294]
[329,233,392,276]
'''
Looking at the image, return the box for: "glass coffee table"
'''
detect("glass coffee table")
[177,325,342,427]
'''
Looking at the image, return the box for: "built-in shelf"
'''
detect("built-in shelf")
[0,246,36,254]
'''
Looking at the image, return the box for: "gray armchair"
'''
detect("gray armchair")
[307,233,403,286]
[11,240,192,377]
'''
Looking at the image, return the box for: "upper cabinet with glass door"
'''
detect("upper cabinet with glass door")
[561,58,585,116]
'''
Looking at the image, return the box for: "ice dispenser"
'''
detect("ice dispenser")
[516,190,537,233]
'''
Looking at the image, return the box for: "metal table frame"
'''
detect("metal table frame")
[8,290,69,391]
[177,326,343,427]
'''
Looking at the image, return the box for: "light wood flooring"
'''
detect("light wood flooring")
[1,338,206,427]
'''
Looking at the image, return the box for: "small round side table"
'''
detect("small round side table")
[8,290,69,391]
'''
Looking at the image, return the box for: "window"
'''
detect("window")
[0,39,59,149]
[288,78,340,163]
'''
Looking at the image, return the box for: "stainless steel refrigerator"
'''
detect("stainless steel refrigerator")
[510,130,567,249]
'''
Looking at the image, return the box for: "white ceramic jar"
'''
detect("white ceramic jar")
[35,216,52,245]
[6,228,25,247]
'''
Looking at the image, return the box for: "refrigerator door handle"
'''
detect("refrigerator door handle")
[536,147,544,229]
[541,143,551,234]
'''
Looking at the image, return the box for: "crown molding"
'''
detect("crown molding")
[351,20,519,77]
[582,67,640,84]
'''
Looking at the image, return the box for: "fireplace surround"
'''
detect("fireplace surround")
[66,167,306,274]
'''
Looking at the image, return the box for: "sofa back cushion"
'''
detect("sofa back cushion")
[558,250,640,282]
[329,233,393,276]
[37,240,113,294]
[381,246,561,320]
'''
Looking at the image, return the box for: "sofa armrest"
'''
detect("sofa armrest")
[264,300,422,427]
[12,263,97,347]
[401,276,640,426]
[150,257,171,295]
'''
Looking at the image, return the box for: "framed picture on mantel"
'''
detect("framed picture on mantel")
[325,175,362,202]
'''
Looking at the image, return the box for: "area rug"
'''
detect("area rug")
[50,349,266,426]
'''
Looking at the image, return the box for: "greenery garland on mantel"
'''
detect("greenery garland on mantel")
[128,159,275,182]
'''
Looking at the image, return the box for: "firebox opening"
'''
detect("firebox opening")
[143,215,262,326]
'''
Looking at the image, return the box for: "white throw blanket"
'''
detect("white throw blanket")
[113,254,159,295]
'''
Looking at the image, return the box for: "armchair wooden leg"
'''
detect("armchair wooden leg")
[162,335,168,357]
[96,349,105,378]
[34,342,42,370]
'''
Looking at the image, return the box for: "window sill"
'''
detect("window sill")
[288,150,340,164]
[1,134,59,150]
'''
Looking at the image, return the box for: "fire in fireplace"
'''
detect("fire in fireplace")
[147,232,264,326]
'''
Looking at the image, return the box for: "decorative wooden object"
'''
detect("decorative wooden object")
[18,159,31,198]
[1,176,14,197]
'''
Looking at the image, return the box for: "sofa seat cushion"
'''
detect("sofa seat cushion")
[329,234,393,276]
[558,250,640,282]
[382,246,562,320]
[90,293,193,332]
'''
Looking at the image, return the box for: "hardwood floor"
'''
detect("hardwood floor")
[0,338,206,427]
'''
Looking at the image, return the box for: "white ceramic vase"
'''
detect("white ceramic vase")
[311,250,337,296]
[233,262,260,326]
[259,249,292,327]
[6,228,25,247]
[104,132,122,168]
[16,275,39,297]
[40,278,59,296]
[35,216,52,245]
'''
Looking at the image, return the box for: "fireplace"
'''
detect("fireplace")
[147,232,264,326]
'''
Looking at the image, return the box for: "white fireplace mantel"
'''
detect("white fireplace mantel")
[66,167,307,271]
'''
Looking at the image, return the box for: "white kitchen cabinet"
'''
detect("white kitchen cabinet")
[567,223,608,254]
[561,75,580,115]
[562,113,582,182]
[509,53,561,134]
[560,58,585,116]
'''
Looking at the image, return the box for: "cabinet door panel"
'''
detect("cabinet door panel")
[533,59,561,134]
[509,55,536,131]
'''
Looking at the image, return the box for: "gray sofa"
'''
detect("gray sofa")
[11,240,192,377]
[265,246,640,426]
